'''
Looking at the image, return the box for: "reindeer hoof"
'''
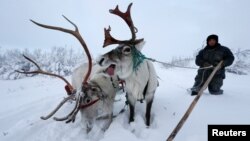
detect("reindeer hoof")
[129,118,134,123]
[146,121,150,127]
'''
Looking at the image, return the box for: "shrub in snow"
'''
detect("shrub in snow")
[0,46,86,80]
[226,49,250,75]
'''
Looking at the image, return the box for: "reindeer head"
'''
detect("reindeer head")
[79,73,116,106]
[98,3,145,79]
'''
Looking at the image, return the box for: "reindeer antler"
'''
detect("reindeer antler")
[16,55,74,94]
[15,16,96,123]
[26,16,94,122]
[103,3,144,47]
[30,15,92,86]
[40,95,75,120]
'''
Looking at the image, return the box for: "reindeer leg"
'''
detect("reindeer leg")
[145,91,155,126]
[100,114,113,132]
[128,103,134,123]
[127,93,136,123]
[85,119,93,133]
[145,99,153,126]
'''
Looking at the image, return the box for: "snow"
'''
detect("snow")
[0,64,249,141]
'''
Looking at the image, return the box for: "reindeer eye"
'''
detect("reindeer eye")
[91,87,99,92]
[85,97,92,104]
[122,47,131,55]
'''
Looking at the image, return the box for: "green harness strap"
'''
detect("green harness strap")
[131,46,148,71]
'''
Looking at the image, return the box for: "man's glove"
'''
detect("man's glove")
[213,61,224,67]
[203,62,212,67]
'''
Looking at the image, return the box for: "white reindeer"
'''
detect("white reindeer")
[16,16,120,132]
[98,3,158,126]
[72,63,119,132]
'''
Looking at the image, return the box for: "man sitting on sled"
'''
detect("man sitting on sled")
[191,34,234,96]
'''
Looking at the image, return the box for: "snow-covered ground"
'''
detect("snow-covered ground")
[0,64,249,141]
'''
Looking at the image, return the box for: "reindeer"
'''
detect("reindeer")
[16,16,119,132]
[98,3,158,126]
[71,62,121,131]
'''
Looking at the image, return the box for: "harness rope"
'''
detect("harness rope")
[130,46,214,70]
[146,58,214,70]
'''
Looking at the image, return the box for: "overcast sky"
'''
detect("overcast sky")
[0,0,250,60]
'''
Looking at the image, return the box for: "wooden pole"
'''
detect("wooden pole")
[166,61,223,141]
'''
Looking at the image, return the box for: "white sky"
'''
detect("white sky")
[0,0,250,60]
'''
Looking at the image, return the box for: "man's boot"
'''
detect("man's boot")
[209,89,223,95]
[191,91,198,96]
[190,87,199,96]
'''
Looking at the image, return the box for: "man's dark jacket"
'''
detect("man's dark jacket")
[195,43,234,78]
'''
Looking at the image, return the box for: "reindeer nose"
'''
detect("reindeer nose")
[99,58,105,66]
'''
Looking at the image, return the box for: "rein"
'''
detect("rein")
[130,46,214,70]
[79,98,100,109]
[146,58,214,70]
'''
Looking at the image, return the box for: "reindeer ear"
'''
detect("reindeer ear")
[135,41,146,51]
